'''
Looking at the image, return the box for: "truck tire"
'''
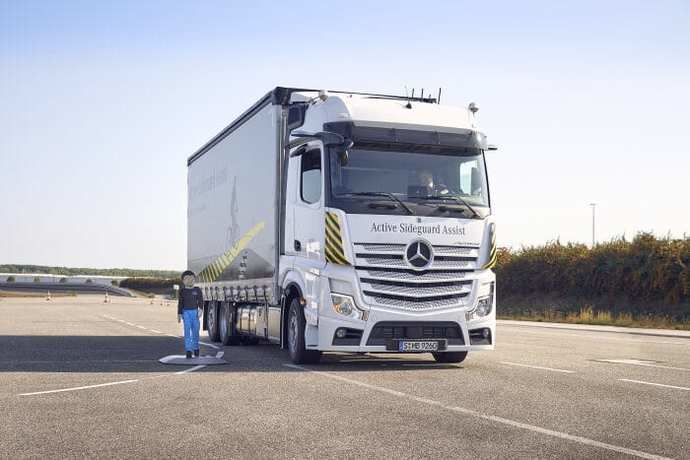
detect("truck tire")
[219,302,240,346]
[206,301,220,342]
[287,298,321,364]
[432,351,468,363]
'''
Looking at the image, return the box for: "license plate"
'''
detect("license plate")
[398,340,439,352]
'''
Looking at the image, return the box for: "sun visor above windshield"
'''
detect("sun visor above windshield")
[323,121,487,151]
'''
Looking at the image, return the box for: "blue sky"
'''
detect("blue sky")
[1,0,689,269]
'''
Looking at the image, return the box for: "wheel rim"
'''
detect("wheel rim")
[288,308,298,353]
[219,305,227,338]
[209,305,216,334]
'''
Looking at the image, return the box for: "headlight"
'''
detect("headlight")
[331,293,363,320]
[465,282,494,321]
[476,296,492,316]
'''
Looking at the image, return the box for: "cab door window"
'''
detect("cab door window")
[300,149,322,204]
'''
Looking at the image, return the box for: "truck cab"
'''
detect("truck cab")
[280,92,496,363]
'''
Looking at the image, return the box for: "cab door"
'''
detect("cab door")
[285,142,326,266]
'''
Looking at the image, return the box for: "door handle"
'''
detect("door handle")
[294,240,302,252]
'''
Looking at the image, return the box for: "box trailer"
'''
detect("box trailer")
[187,87,496,364]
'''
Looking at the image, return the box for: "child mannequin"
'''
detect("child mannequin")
[177,270,203,358]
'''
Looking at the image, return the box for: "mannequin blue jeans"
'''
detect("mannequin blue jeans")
[182,309,200,352]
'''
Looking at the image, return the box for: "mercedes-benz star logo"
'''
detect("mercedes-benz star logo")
[405,240,433,269]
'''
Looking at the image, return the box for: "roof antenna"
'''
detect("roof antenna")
[404,85,412,109]
[437,87,442,104]
[421,88,424,100]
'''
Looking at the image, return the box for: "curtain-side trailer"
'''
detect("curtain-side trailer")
[187,87,497,364]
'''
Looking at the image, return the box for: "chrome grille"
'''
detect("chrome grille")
[360,280,472,298]
[354,242,479,312]
[358,269,467,283]
[366,295,460,311]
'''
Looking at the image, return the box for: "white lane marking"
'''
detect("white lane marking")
[199,341,220,349]
[619,378,690,391]
[20,359,209,396]
[500,361,576,374]
[402,363,456,367]
[100,314,221,350]
[498,322,690,342]
[500,326,688,346]
[175,365,206,374]
[283,364,669,460]
[20,379,139,396]
[594,359,690,372]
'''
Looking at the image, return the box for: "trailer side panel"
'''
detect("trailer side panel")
[187,103,281,303]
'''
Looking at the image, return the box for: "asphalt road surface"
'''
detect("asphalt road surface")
[1,296,688,459]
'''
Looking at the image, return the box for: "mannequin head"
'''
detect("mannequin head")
[181,270,196,288]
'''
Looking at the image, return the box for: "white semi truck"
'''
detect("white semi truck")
[187,87,496,364]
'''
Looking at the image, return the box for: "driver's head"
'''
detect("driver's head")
[181,270,196,288]
[417,170,434,188]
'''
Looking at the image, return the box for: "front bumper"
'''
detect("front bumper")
[314,307,495,352]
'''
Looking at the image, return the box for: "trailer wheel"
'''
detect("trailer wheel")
[206,301,220,342]
[219,302,240,346]
[287,298,321,364]
[432,351,468,364]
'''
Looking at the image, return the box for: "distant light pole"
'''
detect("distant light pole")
[589,203,596,247]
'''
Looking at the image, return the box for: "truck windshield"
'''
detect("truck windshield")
[328,146,490,216]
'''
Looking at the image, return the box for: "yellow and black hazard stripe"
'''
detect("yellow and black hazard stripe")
[482,226,497,270]
[325,211,350,265]
[198,221,265,283]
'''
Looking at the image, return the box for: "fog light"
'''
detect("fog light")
[482,328,490,338]
[335,328,347,339]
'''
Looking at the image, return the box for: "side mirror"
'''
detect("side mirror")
[334,139,352,166]
[289,145,308,158]
[338,148,349,166]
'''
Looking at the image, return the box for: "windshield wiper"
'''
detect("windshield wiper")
[341,192,414,215]
[422,195,481,218]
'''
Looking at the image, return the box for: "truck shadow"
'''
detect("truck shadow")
[0,336,465,373]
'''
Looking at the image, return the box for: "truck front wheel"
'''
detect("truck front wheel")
[206,301,220,342]
[287,298,321,364]
[432,351,468,364]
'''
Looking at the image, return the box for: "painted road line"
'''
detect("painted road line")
[100,314,221,350]
[175,364,206,374]
[593,358,690,372]
[283,364,669,460]
[20,379,140,396]
[500,361,575,374]
[499,326,689,346]
[619,378,690,391]
[20,360,210,396]
[402,363,458,367]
